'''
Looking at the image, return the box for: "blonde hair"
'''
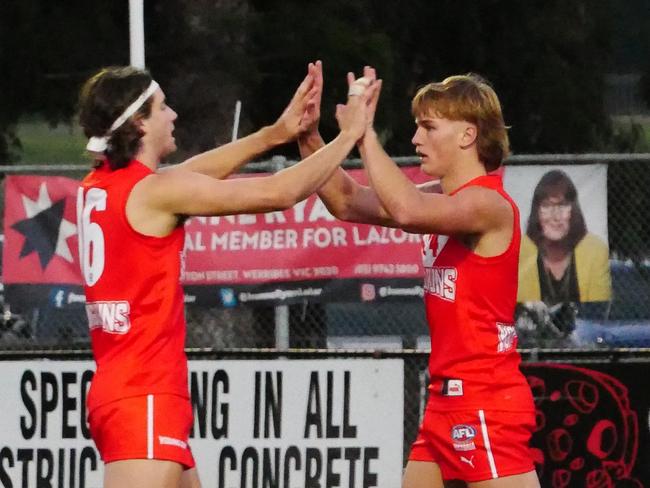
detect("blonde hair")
[411,74,510,171]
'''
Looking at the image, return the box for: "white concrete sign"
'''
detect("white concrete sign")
[0,359,404,488]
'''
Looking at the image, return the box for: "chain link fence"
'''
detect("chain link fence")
[1,155,649,485]
[1,154,650,354]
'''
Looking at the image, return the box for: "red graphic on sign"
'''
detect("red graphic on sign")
[2,169,432,287]
[525,364,642,487]
[3,176,81,284]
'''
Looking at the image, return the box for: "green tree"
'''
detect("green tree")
[366,0,617,155]
[247,0,394,157]
[0,0,128,162]
[1,0,641,162]
[145,0,261,162]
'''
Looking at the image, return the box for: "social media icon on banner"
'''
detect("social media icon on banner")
[360,283,376,302]
[50,288,67,309]
[219,288,237,307]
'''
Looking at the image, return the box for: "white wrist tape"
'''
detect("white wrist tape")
[347,77,371,97]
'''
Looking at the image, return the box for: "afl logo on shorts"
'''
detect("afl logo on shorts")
[451,424,477,451]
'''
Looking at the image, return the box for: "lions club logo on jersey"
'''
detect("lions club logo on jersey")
[421,234,448,267]
[451,424,477,451]
[422,234,457,301]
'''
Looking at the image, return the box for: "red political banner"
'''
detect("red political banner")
[182,166,428,286]
[2,168,431,307]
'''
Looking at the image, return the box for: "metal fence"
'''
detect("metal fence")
[2,154,650,486]
[1,153,650,354]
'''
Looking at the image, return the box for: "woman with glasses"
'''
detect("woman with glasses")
[518,169,611,305]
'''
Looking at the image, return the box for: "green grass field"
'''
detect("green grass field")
[14,118,88,164]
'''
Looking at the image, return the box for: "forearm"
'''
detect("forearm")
[174,125,285,179]
[315,168,393,225]
[298,131,325,159]
[296,131,393,224]
[298,131,355,218]
[297,132,395,225]
[359,130,420,220]
[273,132,357,205]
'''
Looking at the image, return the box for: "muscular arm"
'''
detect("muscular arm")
[170,125,291,179]
[130,131,359,234]
[170,63,320,179]
[299,132,397,226]
[128,81,375,236]
[296,63,396,226]
[360,130,510,238]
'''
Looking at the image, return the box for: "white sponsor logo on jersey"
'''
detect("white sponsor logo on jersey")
[460,455,475,468]
[497,323,517,352]
[423,267,457,301]
[159,435,188,450]
[85,301,131,334]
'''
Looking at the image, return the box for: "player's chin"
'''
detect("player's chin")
[420,162,437,177]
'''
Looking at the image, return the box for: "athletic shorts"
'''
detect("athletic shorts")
[409,408,535,482]
[88,393,195,468]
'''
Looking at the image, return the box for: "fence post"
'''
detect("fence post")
[271,155,290,349]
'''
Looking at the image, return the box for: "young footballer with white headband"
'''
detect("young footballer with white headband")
[76,62,377,488]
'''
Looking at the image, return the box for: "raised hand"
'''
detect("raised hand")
[335,73,379,142]
[300,60,323,136]
[269,62,320,144]
[359,66,382,131]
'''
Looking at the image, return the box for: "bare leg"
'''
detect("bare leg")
[403,460,445,488]
[468,470,540,488]
[180,467,202,488]
[104,459,184,488]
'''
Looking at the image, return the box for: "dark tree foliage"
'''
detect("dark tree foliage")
[0,0,128,162]
[244,0,645,157]
[1,0,647,162]
[145,0,260,162]
[247,0,395,158]
[325,0,614,156]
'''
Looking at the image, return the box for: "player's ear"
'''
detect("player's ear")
[459,123,477,149]
[133,114,147,136]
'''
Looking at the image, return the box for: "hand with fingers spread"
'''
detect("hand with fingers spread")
[268,61,321,144]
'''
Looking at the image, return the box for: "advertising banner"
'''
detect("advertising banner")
[3,165,610,309]
[2,169,428,309]
[0,359,404,488]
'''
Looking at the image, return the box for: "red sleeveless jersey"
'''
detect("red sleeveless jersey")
[422,175,533,412]
[78,160,188,412]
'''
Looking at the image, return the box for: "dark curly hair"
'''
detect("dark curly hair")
[78,66,154,170]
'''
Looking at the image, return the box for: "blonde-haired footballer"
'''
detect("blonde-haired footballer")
[298,63,540,488]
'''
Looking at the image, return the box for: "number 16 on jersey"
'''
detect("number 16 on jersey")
[77,187,107,287]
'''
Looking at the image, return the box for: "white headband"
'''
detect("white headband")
[86,80,160,153]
